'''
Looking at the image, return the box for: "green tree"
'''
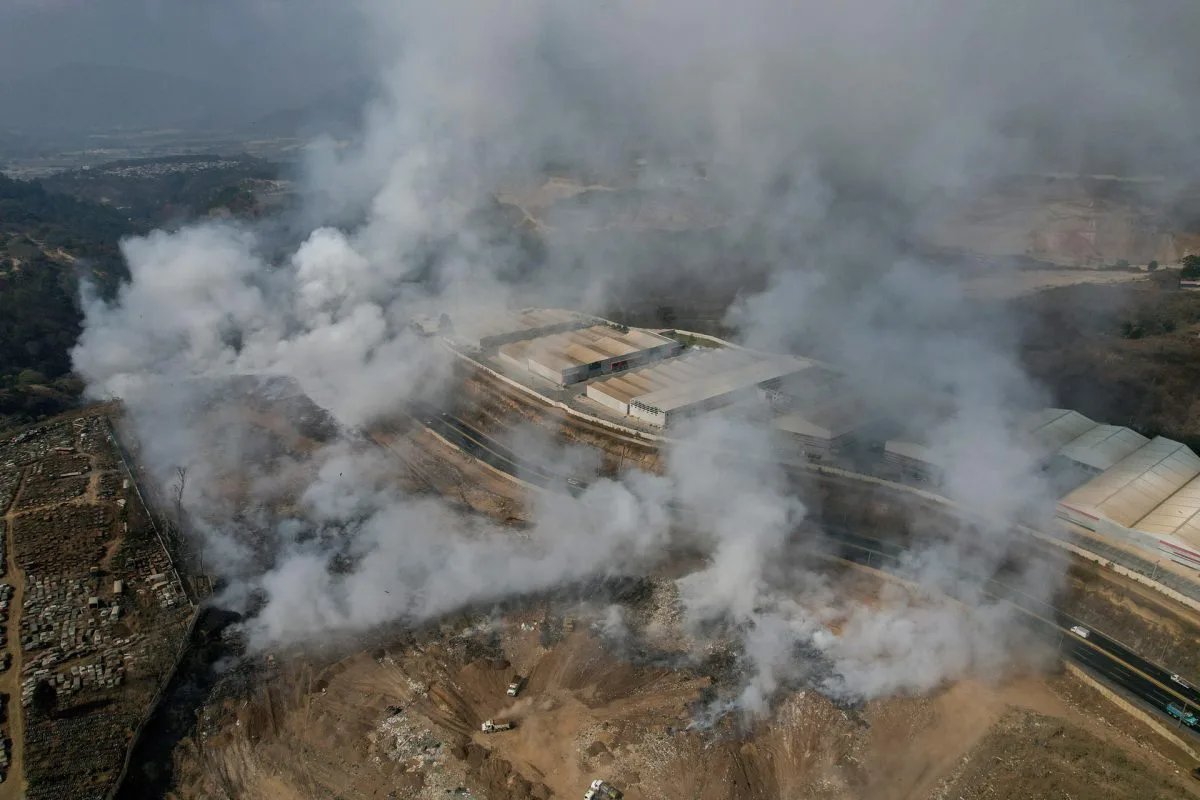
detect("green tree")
[1147,260,1160,271]
[16,369,46,387]
[1182,254,1200,279]
[30,680,56,718]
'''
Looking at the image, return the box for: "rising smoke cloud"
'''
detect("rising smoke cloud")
[71,0,1195,710]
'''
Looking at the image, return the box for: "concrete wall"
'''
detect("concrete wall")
[496,349,528,374]
[630,401,668,427]
[586,385,631,415]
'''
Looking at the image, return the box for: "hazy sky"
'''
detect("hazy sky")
[0,0,368,109]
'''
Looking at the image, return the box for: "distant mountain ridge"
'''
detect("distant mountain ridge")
[0,63,373,140]
[0,63,231,135]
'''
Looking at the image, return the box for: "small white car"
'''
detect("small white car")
[1171,674,1193,689]
[1069,625,1090,639]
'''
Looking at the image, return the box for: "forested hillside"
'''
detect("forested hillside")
[39,155,285,227]
[0,173,137,425]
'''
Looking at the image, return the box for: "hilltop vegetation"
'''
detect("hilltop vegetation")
[1017,279,1200,448]
[0,174,140,426]
[39,154,286,227]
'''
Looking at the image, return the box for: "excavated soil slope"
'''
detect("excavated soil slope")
[170,617,1198,800]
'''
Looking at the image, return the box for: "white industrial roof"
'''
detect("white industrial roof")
[773,403,868,440]
[634,356,811,413]
[501,325,674,372]
[884,439,937,464]
[1060,436,1200,527]
[1022,408,1098,455]
[1133,473,1200,549]
[590,348,763,401]
[769,366,869,439]
[1057,424,1149,472]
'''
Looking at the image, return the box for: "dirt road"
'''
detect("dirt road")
[0,471,28,799]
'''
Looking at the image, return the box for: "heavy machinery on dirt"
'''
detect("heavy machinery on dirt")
[481,719,515,733]
[507,676,526,697]
[583,778,622,799]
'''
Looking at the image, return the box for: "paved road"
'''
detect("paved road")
[408,407,1200,737]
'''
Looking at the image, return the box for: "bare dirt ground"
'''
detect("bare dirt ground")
[960,267,1149,299]
[371,421,529,522]
[0,480,28,800]
[169,565,1200,800]
[157,377,1200,800]
[923,177,1200,268]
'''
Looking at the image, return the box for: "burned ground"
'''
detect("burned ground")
[169,570,1200,800]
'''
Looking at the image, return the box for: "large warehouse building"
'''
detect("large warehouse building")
[585,348,811,427]
[497,325,681,386]
[885,408,1153,491]
[883,434,943,484]
[765,366,873,457]
[1057,435,1200,568]
[1020,408,1151,495]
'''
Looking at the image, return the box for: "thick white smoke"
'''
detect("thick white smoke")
[70,0,1191,712]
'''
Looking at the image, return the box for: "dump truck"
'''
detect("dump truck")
[583,779,622,800]
[507,676,526,697]
[481,719,514,733]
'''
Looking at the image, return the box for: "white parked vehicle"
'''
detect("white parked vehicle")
[1069,625,1090,639]
[1171,674,1193,689]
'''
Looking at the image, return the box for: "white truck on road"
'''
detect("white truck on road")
[507,676,526,697]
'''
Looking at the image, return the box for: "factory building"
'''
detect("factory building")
[585,348,811,427]
[1054,424,1150,474]
[1057,435,1200,569]
[1057,436,1200,530]
[765,366,872,458]
[452,308,592,351]
[1131,475,1200,546]
[885,407,1153,491]
[883,436,943,484]
[1020,408,1100,458]
[497,325,681,386]
[1021,408,1151,494]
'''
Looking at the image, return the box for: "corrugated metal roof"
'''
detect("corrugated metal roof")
[768,367,869,439]
[1133,474,1200,549]
[773,400,869,440]
[1060,436,1200,527]
[503,325,676,373]
[635,356,811,413]
[884,439,937,464]
[1022,408,1098,455]
[589,348,755,392]
[1057,424,1149,471]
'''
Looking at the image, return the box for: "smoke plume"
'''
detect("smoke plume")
[71,0,1195,712]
